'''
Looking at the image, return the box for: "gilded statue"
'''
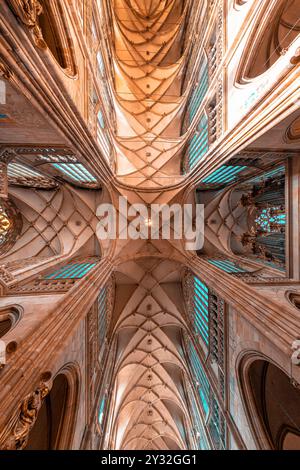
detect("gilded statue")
[0,383,50,450]
[8,0,46,48]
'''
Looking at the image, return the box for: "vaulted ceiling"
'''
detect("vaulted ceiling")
[0,0,299,452]
[111,0,189,187]
[108,258,193,450]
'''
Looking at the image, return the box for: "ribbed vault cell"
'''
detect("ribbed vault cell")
[112,0,190,187]
[203,188,252,255]
[107,258,193,450]
[1,186,101,269]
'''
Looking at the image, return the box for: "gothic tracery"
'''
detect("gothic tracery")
[0,0,299,453]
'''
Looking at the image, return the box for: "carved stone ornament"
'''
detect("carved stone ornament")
[0,266,14,284]
[9,0,46,49]
[0,147,17,164]
[0,61,12,80]
[0,382,51,450]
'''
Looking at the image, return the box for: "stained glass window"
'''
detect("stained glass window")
[241,164,286,267]
[98,395,106,425]
[189,342,210,417]
[189,384,210,450]
[52,163,97,184]
[8,163,45,179]
[35,153,97,185]
[246,165,285,185]
[7,162,57,188]
[45,261,97,280]
[188,58,209,124]
[207,259,248,274]
[255,207,286,233]
[208,395,226,450]
[193,276,209,346]
[202,165,247,185]
[187,340,227,449]
[187,115,209,170]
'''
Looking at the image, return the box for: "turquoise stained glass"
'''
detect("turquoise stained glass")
[52,163,97,183]
[98,396,106,425]
[97,287,109,428]
[45,261,97,280]
[187,115,209,169]
[189,387,210,449]
[193,276,209,345]
[188,59,209,123]
[190,342,210,416]
[255,207,286,233]
[188,340,226,449]
[207,259,247,274]
[202,165,247,184]
[183,57,209,172]
[208,395,226,450]
[247,165,285,185]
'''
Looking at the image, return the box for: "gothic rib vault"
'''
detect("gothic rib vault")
[0,0,300,452]
[111,0,188,188]
[0,0,204,451]
[109,259,190,450]
[99,2,200,448]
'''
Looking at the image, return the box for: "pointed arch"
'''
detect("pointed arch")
[25,363,80,450]
[237,0,300,81]
[0,306,21,339]
[9,0,77,76]
[238,353,300,450]
[38,0,77,75]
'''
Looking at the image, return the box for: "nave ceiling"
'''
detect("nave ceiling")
[0,0,300,452]
[107,257,191,450]
[110,0,192,188]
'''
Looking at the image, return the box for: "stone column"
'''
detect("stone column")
[0,257,113,437]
